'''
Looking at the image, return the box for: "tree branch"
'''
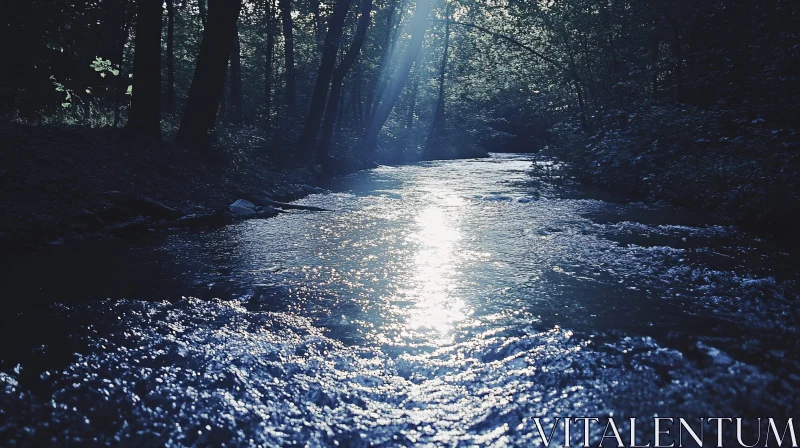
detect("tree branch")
[434,19,565,68]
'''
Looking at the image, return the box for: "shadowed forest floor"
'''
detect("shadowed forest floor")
[0,123,322,248]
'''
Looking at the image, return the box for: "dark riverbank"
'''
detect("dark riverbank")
[551,103,800,237]
[0,123,328,248]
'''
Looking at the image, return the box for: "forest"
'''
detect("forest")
[3,1,800,445]
[1,0,799,243]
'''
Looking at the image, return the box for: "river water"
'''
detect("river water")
[1,154,799,446]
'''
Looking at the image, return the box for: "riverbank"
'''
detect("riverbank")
[0,123,326,249]
[551,103,800,236]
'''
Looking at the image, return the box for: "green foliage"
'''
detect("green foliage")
[90,57,120,77]
[50,76,74,108]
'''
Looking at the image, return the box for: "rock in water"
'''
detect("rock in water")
[177,210,233,228]
[231,199,256,209]
[255,206,281,219]
[230,199,256,217]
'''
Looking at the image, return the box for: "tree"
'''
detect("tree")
[176,0,242,149]
[424,2,451,157]
[364,1,397,124]
[278,0,296,117]
[362,0,431,156]
[317,0,374,162]
[166,0,176,113]
[229,25,243,123]
[264,0,277,130]
[297,0,354,158]
[128,0,163,138]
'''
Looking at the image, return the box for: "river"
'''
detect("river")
[1,153,798,446]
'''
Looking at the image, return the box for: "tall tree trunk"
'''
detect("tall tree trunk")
[219,64,227,117]
[176,0,242,149]
[338,81,347,129]
[424,3,451,157]
[353,81,362,125]
[113,1,128,128]
[167,0,175,113]
[128,0,163,138]
[279,0,296,117]
[297,0,354,158]
[309,0,323,47]
[229,26,242,123]
[198,0,208,26]
[407,71,417,129]
[565,49,588,133]
[362,0,430,157]
[316,0,373,162]
[365,2,396,125]
[264,0,276,130]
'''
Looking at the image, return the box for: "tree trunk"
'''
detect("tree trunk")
[176,0,242,149]
[229,26,242,123]
[198,0,207,26]
[279,0,296,117]
[113,1,128,128]
[362,0,431,157]
[309,0,323,47]
[407,71,417,129]
[316,0,373,162]
[365,2,396,125]
[264,0,276,130]
[128,0,163,138]
[167,0,175,113]
[297,0,353,157]
[424,3,451,157]
[353,81,361,125]
[219,64,227,117]
[338,82,347,129]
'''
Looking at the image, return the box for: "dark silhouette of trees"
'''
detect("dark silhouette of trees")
[297,0,354,157]
[229,27,243,123]
[176,0,242,149]
[317,0,374,163]
[424,2,451,157]
[1,0,798,209]
[166,0,176,113]
[278,0,296,118]
[263,0,276,131]
[362,0,431,157]
[128,0,163,138]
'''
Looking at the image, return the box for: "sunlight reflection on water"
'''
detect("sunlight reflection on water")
[404,199,469,341]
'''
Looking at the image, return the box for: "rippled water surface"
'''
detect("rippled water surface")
[2,154,799,446]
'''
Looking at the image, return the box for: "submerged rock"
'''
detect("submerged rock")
[176,210,234,228]
[251,197,329,212]
[255,206,282,219]
[107,216,150,237]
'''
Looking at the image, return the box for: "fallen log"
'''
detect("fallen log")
[250,197,329,212]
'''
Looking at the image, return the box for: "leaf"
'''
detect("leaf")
[61,102,71,108]
[111,69,119,76]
